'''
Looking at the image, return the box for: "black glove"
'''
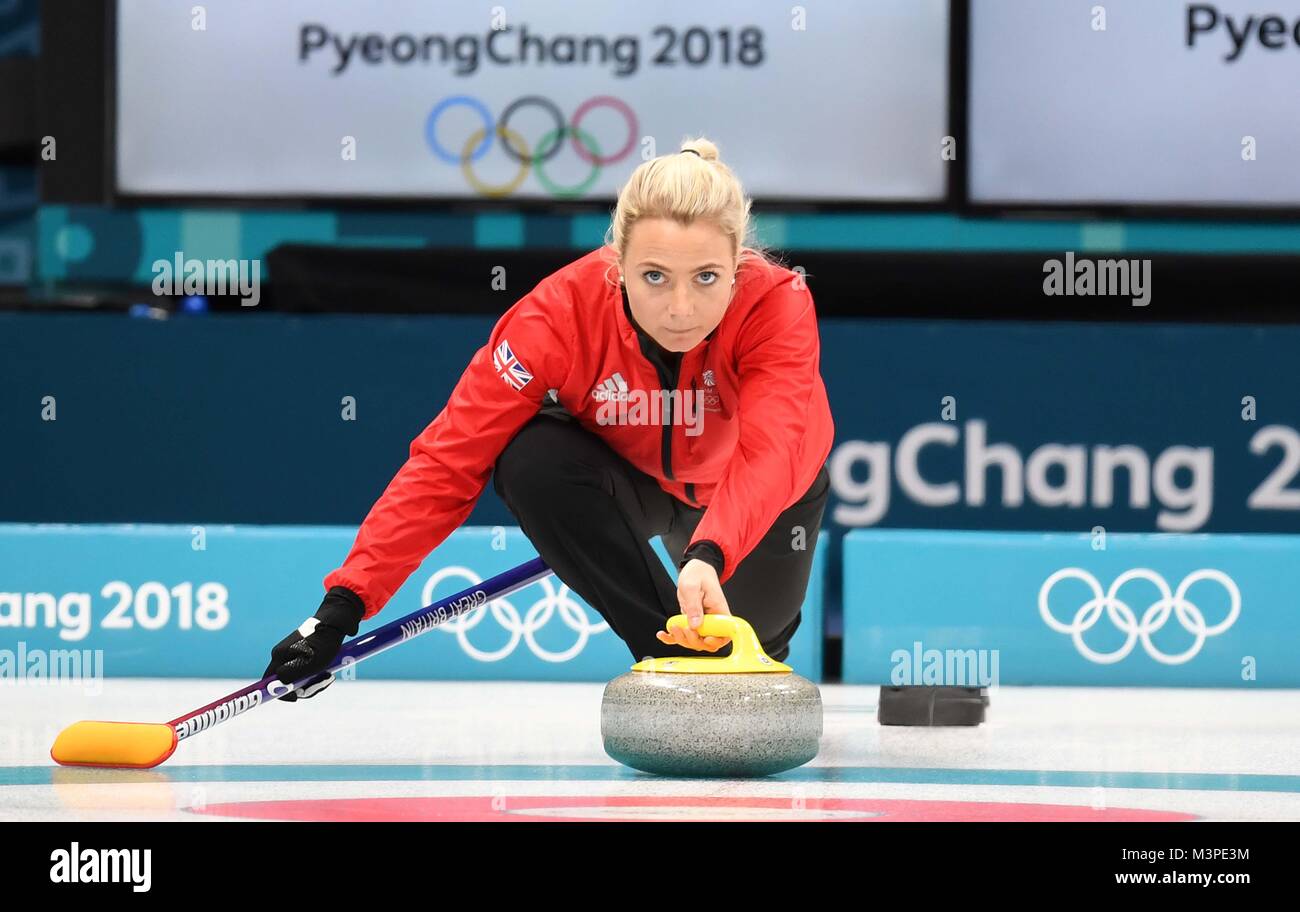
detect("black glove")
[263,587,366,701]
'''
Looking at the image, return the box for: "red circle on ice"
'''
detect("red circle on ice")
[187,796,1197,822]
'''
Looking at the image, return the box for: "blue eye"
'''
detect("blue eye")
[643,271,664,285]
[698,272,718,285]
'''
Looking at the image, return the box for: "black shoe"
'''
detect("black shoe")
[877,685,989,726]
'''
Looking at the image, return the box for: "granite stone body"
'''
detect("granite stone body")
[601,670,823,777]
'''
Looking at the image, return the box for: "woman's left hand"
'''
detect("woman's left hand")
[657,559,732,652]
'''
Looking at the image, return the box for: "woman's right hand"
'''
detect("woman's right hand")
[263,587,365,701]
[657,559,732,652]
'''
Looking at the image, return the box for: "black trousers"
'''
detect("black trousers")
[492,410,831,664]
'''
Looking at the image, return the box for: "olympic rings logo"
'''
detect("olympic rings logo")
[424,94,639,199]
[1038,568,1241,665]
[420,566,610,662]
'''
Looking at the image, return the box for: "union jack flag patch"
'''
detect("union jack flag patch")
[492,339,534,391]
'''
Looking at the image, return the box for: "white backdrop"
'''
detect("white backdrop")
[116,0,950,201]
[970,0,1300,207]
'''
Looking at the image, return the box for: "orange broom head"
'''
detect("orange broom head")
[50,721,178,769]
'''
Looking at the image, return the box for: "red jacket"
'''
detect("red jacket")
[325,246,835,619]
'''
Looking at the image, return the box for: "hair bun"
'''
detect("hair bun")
[680,139,720,162]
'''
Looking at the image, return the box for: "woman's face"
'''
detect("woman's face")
[620,217,738,353]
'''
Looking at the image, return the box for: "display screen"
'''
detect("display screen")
[116,0,950,202]
[969,0,1300,208]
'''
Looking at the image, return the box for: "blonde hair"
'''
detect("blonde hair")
[601,137,783,287]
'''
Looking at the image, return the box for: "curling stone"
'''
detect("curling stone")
[601,614,822,777]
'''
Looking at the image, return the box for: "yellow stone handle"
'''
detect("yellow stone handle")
[665,614,760,665]
[631,613,791,673]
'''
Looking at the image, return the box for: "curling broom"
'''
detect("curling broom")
[50,557,554,769]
